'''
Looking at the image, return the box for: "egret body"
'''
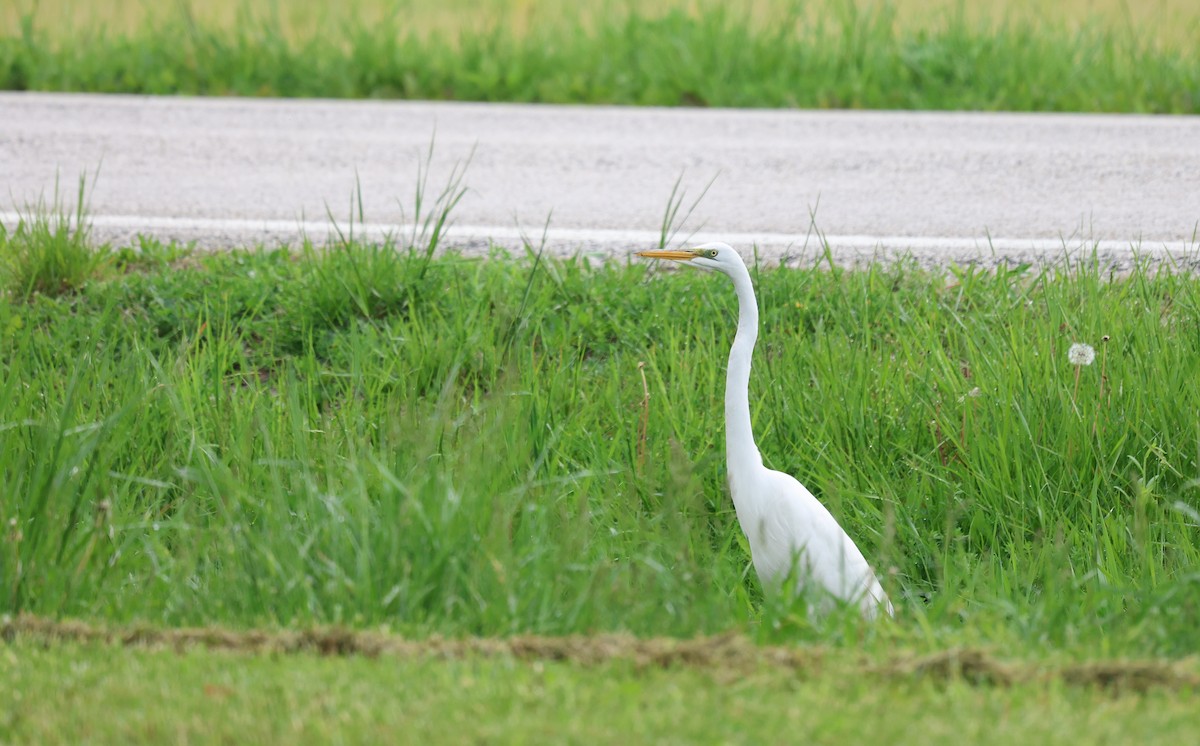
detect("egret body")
[638,243,893,619]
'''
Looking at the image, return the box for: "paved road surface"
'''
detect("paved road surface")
[2,93,1198,265]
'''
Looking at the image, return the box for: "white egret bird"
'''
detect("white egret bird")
[638,243,893,619]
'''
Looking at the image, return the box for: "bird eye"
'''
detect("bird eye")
[707,250,719,258]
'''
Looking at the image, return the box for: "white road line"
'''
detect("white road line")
[2,212,1196,260]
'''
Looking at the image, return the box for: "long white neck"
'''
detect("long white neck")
[724,261,763,482]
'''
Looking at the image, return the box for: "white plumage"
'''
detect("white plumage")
[639,242,892,619]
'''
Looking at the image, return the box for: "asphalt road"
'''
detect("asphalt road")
[2,92,1198,265]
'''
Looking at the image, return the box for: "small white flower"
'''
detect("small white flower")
[1068,342,1095,366]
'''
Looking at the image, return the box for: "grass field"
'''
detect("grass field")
[4,626,1199,744]
[5,3,1199,738]
[9,0,1200,41]
[8,0,1200,41]
[3,195,1200,652]
[3,186,1200,737]
[2,0,1199,111]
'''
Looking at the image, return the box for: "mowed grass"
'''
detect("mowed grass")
[2,0,1199,111]
[2,204,1200,657]
[4,638,1199,745]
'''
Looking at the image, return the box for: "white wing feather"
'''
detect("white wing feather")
[732,468,893,619]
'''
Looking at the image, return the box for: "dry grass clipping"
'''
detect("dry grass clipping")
[5,613,1198,695]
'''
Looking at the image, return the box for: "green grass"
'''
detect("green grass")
[3,638,1198,744]
[2,212,1199,656]
[0,175,107,301]
[3,1,1199,112]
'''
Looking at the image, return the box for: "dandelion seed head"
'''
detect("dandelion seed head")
[1068,342,1095,366]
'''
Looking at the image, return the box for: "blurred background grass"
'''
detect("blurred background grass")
[6,0,1199,44]
[3,0,1198,110]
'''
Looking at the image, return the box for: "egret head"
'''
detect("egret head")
[636,242,744,274]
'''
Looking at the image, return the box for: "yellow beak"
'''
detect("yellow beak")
[636,249,697,261]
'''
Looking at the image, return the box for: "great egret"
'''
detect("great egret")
[638,243,893,619]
